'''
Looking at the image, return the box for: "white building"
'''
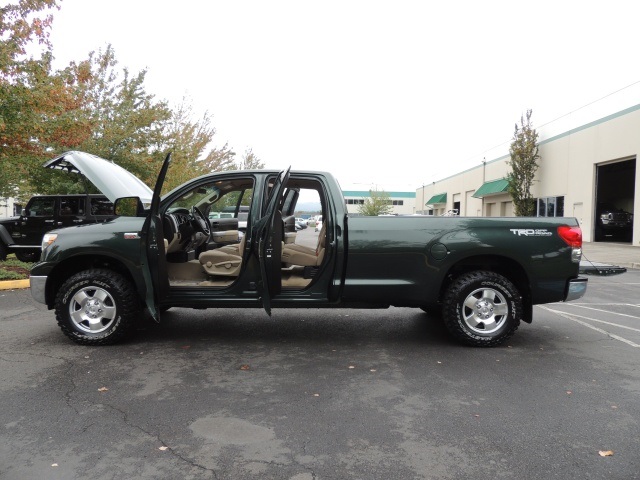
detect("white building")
[0,197,21,219]
[416,100,640,246]
[343,189,416,215]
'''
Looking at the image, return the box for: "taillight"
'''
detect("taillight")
[557,225,582,247]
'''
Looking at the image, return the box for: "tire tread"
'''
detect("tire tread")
[54,269,140,346]
[442,270,521,347]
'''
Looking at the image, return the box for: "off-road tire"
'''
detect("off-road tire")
[442,270,521,347]
[55,269,140,346]
[0,242,7,261]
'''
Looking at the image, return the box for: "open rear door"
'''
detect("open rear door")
[140,153,172,322]
[257,168,290,315]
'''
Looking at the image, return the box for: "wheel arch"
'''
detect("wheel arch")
[439,254,533,323]
[0,225,14,247]
[44,254,144,308]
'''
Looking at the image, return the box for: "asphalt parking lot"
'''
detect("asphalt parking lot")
[1,268,639,479]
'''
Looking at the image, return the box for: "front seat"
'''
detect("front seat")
[282,222,326,267]
[198,234,246,277]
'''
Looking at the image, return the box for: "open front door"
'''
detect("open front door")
[257,168,290,315]
[140,153,172,322]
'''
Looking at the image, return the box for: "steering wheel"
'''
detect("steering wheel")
[191,206,211,236]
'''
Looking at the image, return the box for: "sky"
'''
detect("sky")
[45,0,640,192]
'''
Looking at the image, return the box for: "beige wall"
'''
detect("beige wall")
[415,105,640,245]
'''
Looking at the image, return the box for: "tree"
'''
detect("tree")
[507,109,540,216]
[357,188,392,216]
[238,148,264,170]
[1,1,236,200]
[161,98,235,191]
[1,0,61,199]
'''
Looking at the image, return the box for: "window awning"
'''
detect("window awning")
[472,178,510,198]
[426,193,447,204]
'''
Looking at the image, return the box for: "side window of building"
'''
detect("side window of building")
[536,196,565,217]
[90,198,115,216]
[27,198,55,217]
[59,198,82,216]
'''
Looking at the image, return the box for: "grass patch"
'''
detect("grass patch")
[0,255,33,280]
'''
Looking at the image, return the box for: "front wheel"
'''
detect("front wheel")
[54,269,141,345]
[442,271,522,347]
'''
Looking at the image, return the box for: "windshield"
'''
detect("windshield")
[171,185,221,210]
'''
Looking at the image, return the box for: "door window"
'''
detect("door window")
[59,198,82,216]
[27,198,55,217]
[90,198,115,216]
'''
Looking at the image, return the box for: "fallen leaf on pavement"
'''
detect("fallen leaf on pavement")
[159,446,169,451]
[599,450,614,457]
[240,364,250,370]
[98,387,108,392]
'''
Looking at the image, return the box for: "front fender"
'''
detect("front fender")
[0,224,15,246]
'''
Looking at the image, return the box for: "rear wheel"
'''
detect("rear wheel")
[0,242,7,261]
[442,271,521,347]
[55,269,140,345]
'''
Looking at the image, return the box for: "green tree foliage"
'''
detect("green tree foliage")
[2,1,248,201]
[507,109,540,216]
[25,45,174,196]
[162,98,236,192]
[1,0,60,198]
[357,188,393,216]
[238,148,264,170]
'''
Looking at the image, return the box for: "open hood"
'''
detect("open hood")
[44,151,154,204]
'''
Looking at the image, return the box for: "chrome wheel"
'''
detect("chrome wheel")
[461,287,509,334]
[68,286,117,334]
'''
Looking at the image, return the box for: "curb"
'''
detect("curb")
[0,279,30,291]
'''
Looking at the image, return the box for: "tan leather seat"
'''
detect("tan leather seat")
[282,223,326,267]
[198,235,246,277]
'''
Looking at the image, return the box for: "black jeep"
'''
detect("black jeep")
[0,195,114,262]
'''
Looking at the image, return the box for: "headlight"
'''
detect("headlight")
[42,233,58,250]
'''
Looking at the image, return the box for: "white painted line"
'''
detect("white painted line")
[542,307,640,333]
[540,306,640,348]
[564,304,640,320]
[567,303,640,307]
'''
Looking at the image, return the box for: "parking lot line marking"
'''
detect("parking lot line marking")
[568,303,640,307]
[542,307,640,332]
[540,306,640,348]
[564,304,640,320]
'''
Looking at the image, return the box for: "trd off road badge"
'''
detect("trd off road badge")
[509,229,552,237]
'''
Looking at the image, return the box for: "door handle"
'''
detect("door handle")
[45,220,55,224]
[73,219,83,223]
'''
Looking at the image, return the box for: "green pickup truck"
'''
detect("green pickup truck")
[30,151,587,347]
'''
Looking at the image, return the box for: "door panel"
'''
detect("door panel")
[58,197,86,229]
[141,153,172,321]
[258,168,290,314]
[21,197,57,246]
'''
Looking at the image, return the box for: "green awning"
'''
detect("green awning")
[472,178,510,198]
[426,193,447,204]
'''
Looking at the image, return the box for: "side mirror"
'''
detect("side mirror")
[114,197,144,217]
[21,209,27,217]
